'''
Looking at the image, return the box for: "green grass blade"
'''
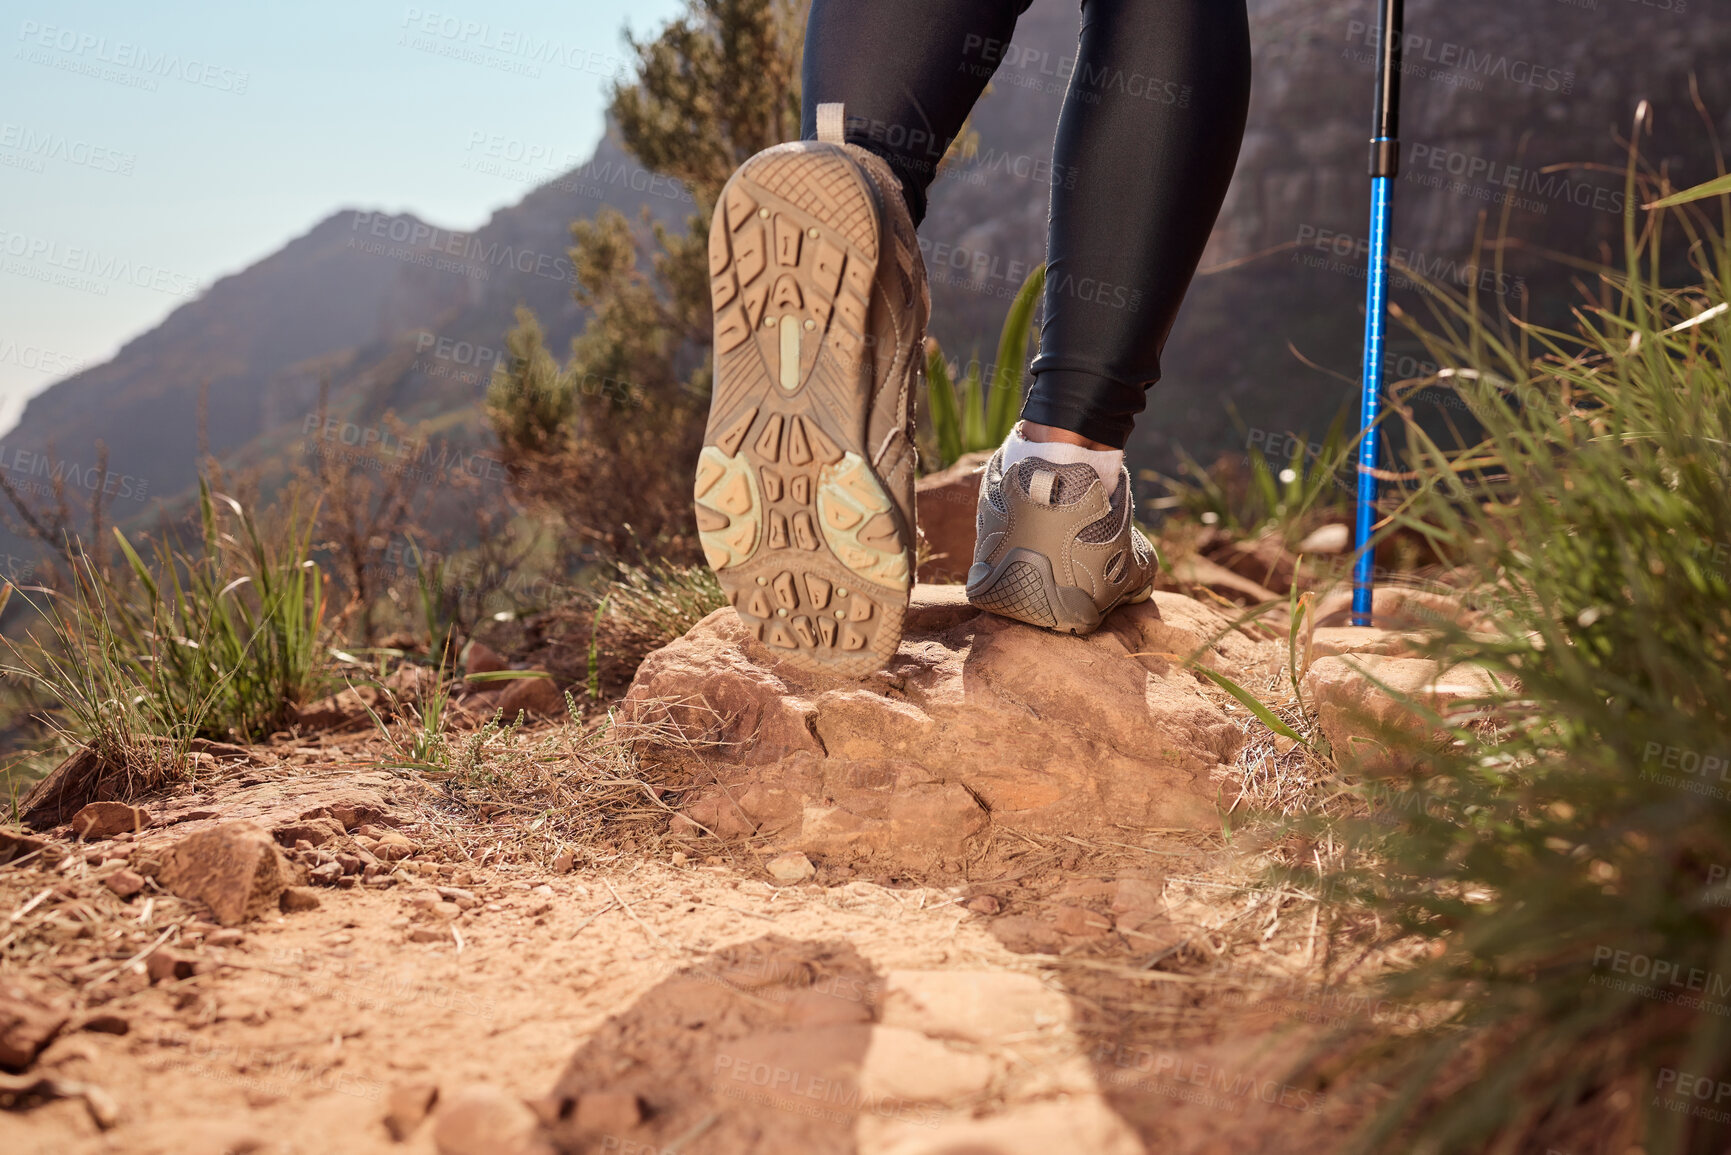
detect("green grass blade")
[960,359,986,451]
[925,340,965,468]
[1644,172,1731,209]
[1193,665,1308,746]
[986,262,1046,443]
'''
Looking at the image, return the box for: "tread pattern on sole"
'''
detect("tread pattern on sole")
[817,452,909,587]
[698,144,912,676]
[969,561,1057,629]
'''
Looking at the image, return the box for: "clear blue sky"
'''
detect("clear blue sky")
[0,0,687,433]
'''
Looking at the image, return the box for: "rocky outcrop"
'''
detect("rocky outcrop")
[628,586,1265,868]
[152,821,299,927]
[1302,651,1504,774]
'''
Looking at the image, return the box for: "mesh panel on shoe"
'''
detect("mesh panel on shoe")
[1014,460,1099,504]
[1076,474,1130,545]
[982,454,1011,516]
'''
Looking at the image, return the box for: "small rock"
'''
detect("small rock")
[306,798,392,831]
[271,818,345,848]
[280,887,322,913]
[155,821,296,926]
[1302,655,1504,774]
[103,869,145,899]
[338,854,364,875]
[0,984,68,1070]
[70,802,150,840]
[1,828,49,866]
[383,1081,440,1141]
[1169,555,1283,605]
[433,1084,541,1155]
[205,929,245,948]
[497,674,566,720]
[1109,877,1165,917]
[463,641,508,677]
[293,686,376,730]
[409,927,449,944]
[1053,905,1112,937]
[572,1090,643,1134]
[1295,523,1352,555]
[310,862,344,885]
[1314,586,1479,631]
[436,887,479,910]
[551,850,575,874]
[530,884,554,898]
[766,852,815,883]
[964,894,1001,915]
[1304,626,1424,673]
[144,948,200,984]
[373,835,418,863]
[987,915,1064,955]
[336,876,359,889]
[669,851,688,867]
[75,1014,129,1036]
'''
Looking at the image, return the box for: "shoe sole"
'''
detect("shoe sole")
[696,144,913,677]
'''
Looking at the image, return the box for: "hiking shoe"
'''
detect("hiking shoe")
[966,451,1158,634]
[695,103,928,676]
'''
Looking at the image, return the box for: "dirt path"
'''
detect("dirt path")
[3,753,1384,1155]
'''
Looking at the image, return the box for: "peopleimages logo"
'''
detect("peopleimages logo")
[15,20,250,94]
[301,413,522,485]
[1406,144,1626,215]
[0,229,201,298]
[398,7,633,79]
[347,211,574,285]
[0,122,136,175]
[1293,224,1526,298]
[0,443,149,502]
[1344,21,1574,95]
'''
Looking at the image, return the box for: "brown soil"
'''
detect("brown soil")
[1,620,1407,1155]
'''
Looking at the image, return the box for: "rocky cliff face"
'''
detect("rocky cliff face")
[0,133,694,559]
[3,0,1725,562]
[921,0,1730,469]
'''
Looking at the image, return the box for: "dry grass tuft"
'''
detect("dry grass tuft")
[405,698,725,871]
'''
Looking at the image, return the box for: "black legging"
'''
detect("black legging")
[801,0,1251,448]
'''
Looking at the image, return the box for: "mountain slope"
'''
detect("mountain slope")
[5,0,1727,563]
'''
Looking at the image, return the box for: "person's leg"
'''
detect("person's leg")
[801,0,1035,226]
[1021,0,1253,450]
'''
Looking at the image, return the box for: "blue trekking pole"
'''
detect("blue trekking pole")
[1352,0,1404,627]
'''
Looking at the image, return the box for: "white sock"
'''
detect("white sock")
[999,424,1124,493]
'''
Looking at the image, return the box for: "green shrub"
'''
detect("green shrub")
[1304,154,1731,1153]
[4,479,332,759]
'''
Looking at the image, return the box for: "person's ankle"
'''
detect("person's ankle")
[1018,421,1117,453]
[1001,422,1124,492]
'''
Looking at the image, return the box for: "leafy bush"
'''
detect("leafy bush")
[1305,151,1731,1153]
